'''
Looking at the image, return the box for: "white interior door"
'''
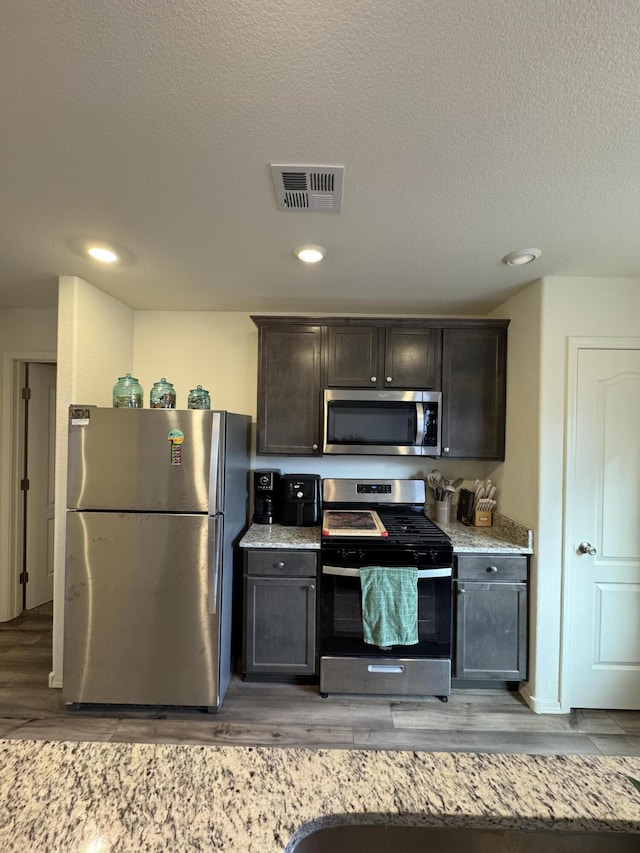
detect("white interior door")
[25,362,57,609]
[564,343,640,709]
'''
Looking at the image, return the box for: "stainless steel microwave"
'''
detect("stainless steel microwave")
[323,389,442,456]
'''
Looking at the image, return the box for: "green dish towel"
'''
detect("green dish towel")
[359,566,419,648]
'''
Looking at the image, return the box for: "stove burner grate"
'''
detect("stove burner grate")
[322,507,451,550]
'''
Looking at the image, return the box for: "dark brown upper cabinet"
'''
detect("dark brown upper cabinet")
[252,316,508,460]
[255,322,323,455]
[326,324,441,389]
[441,326,507,460]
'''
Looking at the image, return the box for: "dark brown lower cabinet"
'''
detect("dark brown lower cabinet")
[454,555,528,681]
[243,549,318,678]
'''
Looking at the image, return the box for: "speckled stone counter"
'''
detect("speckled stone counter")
[240,523,321,550]
[435,516,533,554]
[0,740,638,851]
[240,514,532,555]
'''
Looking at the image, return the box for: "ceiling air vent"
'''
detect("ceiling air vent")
[270,165,344,212]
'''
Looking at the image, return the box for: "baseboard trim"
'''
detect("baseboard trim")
[49,670,62,689]
[519,683,563,714]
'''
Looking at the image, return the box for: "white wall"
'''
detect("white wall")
[133,312,257,416]
[487,276,640,712]
[51,276,134,686]
[486,283,544,708]
[488,283,542,527]
[0,308,57,621]
[534,276,640,711]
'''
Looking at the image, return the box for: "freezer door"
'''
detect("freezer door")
[63,511,230,709]
[67,407,221,512]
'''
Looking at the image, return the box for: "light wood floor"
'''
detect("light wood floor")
[2,604,640,755]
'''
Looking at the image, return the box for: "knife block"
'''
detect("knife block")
[473,509,492,527]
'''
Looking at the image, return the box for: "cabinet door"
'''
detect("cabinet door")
[257,324,322,454]
[441,327,507,459]
[326,326,379,387]
[244,576,317,676]
[384,327,442,389]
[455,580,527,680]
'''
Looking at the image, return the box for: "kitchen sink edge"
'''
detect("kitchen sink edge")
[284,814,640,853]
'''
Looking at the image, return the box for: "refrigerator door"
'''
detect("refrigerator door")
[63,511,229,708]
[67,407,221,513]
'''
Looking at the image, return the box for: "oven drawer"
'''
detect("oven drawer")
[320,655,450,697]
[456,555,527,582]
[246,549,317,577]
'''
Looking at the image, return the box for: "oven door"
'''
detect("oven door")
[320,564,452,658]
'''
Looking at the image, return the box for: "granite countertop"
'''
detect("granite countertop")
[0,740,638,851]
[240,523,321,550]
[436,516,534,554]
[240,512,533,555]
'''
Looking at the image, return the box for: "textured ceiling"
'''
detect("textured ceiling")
[2,0,640,312]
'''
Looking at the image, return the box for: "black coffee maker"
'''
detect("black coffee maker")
[253,469,281,524]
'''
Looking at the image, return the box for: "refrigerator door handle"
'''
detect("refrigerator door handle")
[208,412,222,513]
[208,514,224,615]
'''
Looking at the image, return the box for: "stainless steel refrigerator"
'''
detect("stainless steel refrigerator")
[63,405,250,711]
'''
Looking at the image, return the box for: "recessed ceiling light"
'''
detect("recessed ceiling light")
[502,248,541,266]
[295,245,325,264]
[87,246,119,263]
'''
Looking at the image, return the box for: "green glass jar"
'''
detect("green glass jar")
[150,377,176,408]
[112,373,143,408]
[187,385,211,410]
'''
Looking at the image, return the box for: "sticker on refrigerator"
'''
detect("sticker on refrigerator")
[168,429,184,465]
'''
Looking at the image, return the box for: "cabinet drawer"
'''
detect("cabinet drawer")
[456,555,527,581]
[246,549,317,577]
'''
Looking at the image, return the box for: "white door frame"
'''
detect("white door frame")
[560,336,640,712]
[0,351,57,622]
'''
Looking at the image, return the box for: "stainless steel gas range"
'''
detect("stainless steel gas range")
[319,478,453,701]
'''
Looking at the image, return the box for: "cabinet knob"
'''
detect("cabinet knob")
[487,565,498,573]
[458,587,465,594]
[443,446,450,453]
[386,376,392,382]
[312,443,318,451]
[370,376,377,382]
[309,584,315,590]
[277,561,285,568]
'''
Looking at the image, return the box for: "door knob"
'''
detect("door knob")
[578,541,597,556]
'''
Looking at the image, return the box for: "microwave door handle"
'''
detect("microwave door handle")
[416,402,425,448]
[322,565,452,579]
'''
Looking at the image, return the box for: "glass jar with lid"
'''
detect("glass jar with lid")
[187,385,211,410]
[112,373,143,408]
[150,378,176,408]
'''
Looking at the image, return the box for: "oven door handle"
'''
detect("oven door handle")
[321,565,452,579]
